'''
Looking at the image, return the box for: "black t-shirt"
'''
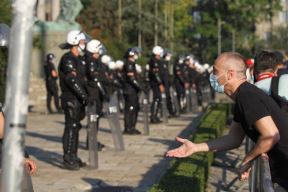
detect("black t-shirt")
[233,82,288,185]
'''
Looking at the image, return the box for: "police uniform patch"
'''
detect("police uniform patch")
[128,64,133,70]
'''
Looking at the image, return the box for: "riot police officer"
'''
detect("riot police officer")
[162,51,175,117]
[122,48,143,134]
[149,46,165,123]
[192,60,204,109]
[58,30,88,170]
[44,53,61,114]
[173,56,186,112]
[85,39,107,150]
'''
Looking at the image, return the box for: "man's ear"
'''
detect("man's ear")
[227,69,233,80]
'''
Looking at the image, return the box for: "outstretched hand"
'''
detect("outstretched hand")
[166,137,197,158]
[25,158,37,175]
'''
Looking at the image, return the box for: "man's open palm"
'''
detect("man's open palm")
[166,137,196,158]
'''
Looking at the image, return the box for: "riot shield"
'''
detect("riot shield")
[86,103,99,169]
[142,92,149,135]
[161,92,168,123]
[106,91,125,151]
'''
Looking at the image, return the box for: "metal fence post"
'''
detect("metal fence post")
[1,0,37,191]
[142,92,149,135]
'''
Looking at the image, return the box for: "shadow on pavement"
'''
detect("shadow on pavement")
[82,178,133,192]
[26,131,87,147]
[26,131,62,143]
[26,146,63,168]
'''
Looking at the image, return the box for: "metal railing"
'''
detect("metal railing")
[246,138,275,192]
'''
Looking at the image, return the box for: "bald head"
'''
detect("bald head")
[215,52,246,78]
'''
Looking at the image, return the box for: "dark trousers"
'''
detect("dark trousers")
[46,80,60,113]
[150,85,161,120]
[62,99,85,163]
[195,84,203,106]
[124,90,139,132]
[164,83,174,115]
[175,81,185,110]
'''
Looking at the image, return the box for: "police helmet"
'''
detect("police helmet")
[115,60,124,70]
[86,39,106,55]
[101,55,112,65]
[66,30,86,46]
[152,45,164,56]
[125,47,141,59]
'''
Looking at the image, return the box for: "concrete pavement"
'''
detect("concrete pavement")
[25,110,200,192]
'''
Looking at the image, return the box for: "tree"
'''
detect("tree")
[190,0,282,62]
[0,0,11,102]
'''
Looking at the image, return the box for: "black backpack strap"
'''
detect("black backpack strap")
[271,76,280,98]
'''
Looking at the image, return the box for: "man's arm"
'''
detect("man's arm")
[207,121,246,152]
[242,116,280,164]
[166,121,245,157]
[0,112,4,139]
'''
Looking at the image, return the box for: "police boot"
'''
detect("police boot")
[167,96,176,117]
[63,126,80,170]
[131,110,141,135]
[97,142,105,151]
[150,99,162,124]
[123,106,134,134]
[47,102,53,114]
[55,96,62,113]
[74,130,87,168]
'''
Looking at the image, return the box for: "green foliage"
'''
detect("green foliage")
[77,0,282,63]
[77,0,197,60]
[191,0,282,63]
[262,25,288,52]
[0,0,12,25]
[0,0,11,103]
[0,48,8,103]
[149,103,229,192]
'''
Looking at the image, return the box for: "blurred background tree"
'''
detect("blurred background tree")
[77,0,282,64]
[0,0,11,102]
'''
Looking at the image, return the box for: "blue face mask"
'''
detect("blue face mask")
[209,73,225,93]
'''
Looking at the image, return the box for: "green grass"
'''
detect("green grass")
[149,103,230,192]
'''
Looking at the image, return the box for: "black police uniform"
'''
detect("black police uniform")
[182,62,191,111]
[161,60,175,116]
[173,60,185,111]
[188,67,203,107]
[85,53,107,116]
[149,56,163,123]
[44,58,61,113]
[85,52,108,150]
[58,51,88,170]
[123,59,142,134]
[115,68,125,113]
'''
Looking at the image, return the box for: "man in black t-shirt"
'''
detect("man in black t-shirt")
[166,52,288,190]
